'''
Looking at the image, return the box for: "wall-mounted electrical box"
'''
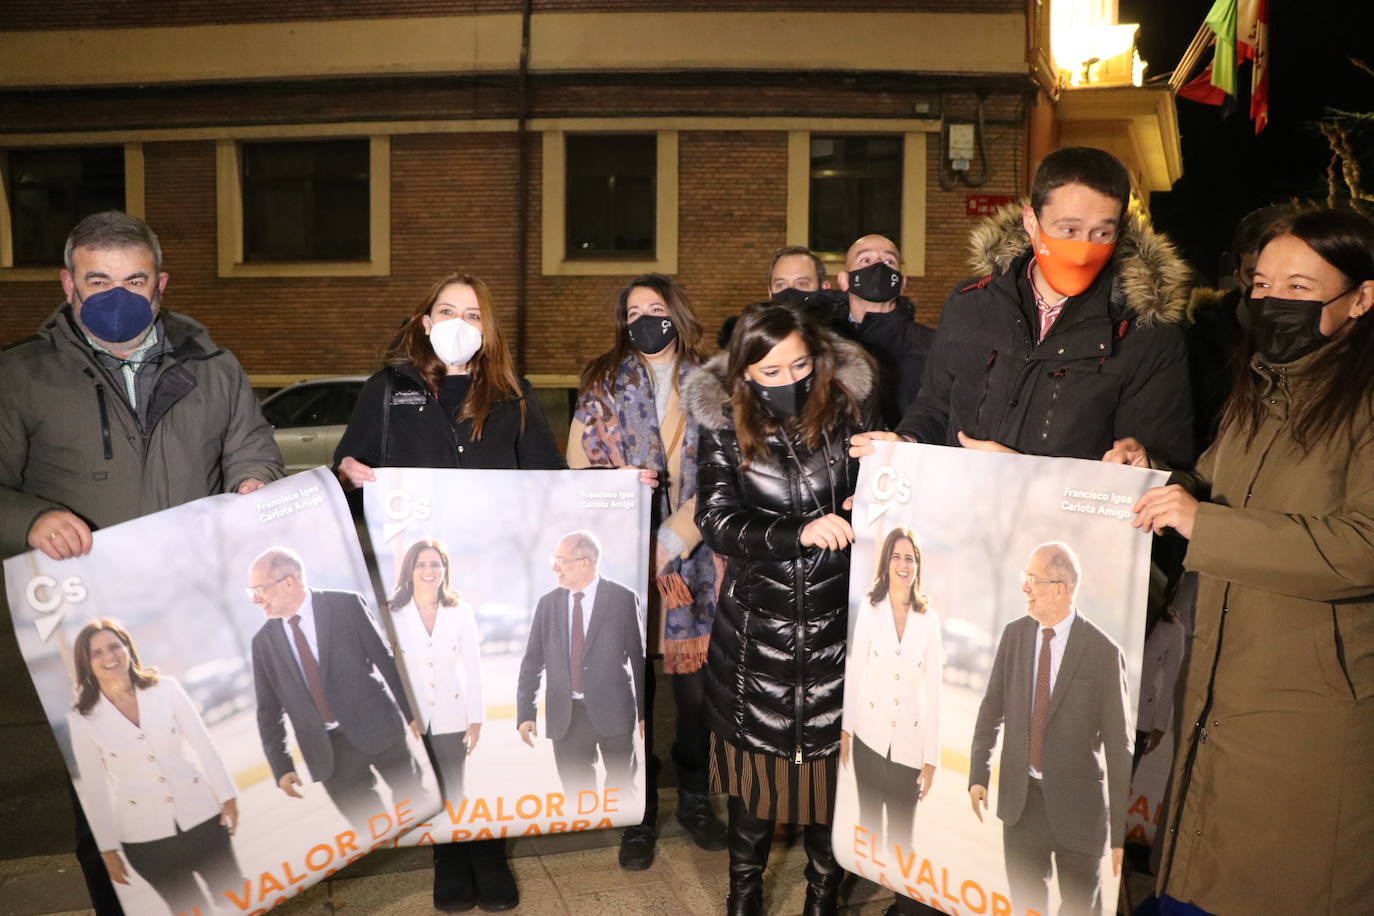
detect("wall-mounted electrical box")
[948,123,975,172]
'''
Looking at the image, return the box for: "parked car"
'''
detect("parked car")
[941,616,994,691]
[181,656,254,725]
[259,376,365,474]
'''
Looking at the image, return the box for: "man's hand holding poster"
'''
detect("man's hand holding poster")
[362,467,651,847]
[836,442,1166,916]
[4,469,440,916]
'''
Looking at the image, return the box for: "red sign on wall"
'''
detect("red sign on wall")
[966,194,1015,217]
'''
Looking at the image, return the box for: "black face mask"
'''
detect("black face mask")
[1247,290,1352,364]
[846,261,903,303]
[626,315,678,355]
[748,373,812,419]
[770,286,812,307]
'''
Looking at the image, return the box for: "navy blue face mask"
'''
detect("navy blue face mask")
[76,285,156,344]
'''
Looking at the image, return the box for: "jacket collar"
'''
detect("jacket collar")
[967,202,1192,327]
[680,330,874,431]
[42,303,218,363]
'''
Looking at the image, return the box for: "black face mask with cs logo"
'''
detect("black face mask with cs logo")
[1246,289,1352,365]
[846,260,903,303]
[748,373,812,420]
[627,315,678,355]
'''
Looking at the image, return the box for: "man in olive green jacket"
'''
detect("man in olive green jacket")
[0,210,284,914]
[0,213,282,558]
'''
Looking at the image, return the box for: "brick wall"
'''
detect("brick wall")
[0,103,1027,373]
[3,0,1022,31]
[0,51,1033,375]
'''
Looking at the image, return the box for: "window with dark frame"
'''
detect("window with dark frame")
[241,139,370,263]
[565,134,656,260]
[808,135,902,255]
[7,147,125,267]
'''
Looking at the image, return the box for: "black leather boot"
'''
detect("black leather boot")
[432,841,476,912]
[676,790,728,851]
[801,823,843,915]
[726,796,774,916]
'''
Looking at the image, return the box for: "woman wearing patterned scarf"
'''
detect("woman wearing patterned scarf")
[567,274,725,868]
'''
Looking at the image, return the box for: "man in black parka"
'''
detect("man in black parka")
[803,235,935,430]
[857,147,1193,468]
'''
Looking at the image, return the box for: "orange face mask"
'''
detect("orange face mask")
[1032,231,1115,297]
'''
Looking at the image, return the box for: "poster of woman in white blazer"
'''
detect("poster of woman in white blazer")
[840,525,942,857]
[66,618,243,916]
[388,538,485,800]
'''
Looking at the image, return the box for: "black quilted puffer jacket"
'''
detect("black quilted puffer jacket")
[682,337,875,762]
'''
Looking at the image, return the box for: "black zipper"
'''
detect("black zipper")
[419,385,466,467]
[94,383,113,460]
[791,442,806,765]
[972,349,999,429]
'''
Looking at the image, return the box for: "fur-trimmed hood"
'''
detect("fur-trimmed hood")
[967,201,1193,326]
[681,333,875,431]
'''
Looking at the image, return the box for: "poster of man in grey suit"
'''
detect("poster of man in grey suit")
[248,546,428,829]
[833,442,1161,916]
[968,542,1132,916]
[516,530,646,798]
[5,468,443,915]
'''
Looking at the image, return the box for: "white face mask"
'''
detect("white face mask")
[427,317,483,367]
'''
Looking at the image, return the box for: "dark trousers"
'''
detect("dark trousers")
[1003,779,1104,916]
[72,783,124,915]
[322,728,424,829]
[638,661,661,825]
[423,731,509,876]
[851,735,920,851]
[423,728,469,801]
[121,814,244,916]
[670,667,710,795]
[551,699,637,801]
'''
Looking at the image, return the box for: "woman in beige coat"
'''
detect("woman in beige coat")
[1128,208,1374,915]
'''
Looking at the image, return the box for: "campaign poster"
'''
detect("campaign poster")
[4,468,441,916]
[1124,571,1193,853]
[835,443,1166,916]
[362,467,651,847]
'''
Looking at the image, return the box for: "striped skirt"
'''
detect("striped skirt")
[708,731,838,825]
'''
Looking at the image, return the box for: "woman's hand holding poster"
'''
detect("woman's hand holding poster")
[836,443,1166,916]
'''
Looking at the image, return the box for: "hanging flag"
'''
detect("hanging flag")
[1236,0,1263,59]
[1204,0,1239,96]
[1180,63,1228,106]
[1247,0,1270,132]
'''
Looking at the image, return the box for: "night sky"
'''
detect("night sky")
[1121,0,1374,285]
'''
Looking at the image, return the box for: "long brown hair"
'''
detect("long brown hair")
[389,538,460,612]
[1222,208,1374,451]
[727,301,867,464]
[385,273,525,439]
[72,618,158,715]
[579,274,706,398]
[868,526,929,612]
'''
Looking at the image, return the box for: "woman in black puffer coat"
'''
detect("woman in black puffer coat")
[682,302,876,916]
